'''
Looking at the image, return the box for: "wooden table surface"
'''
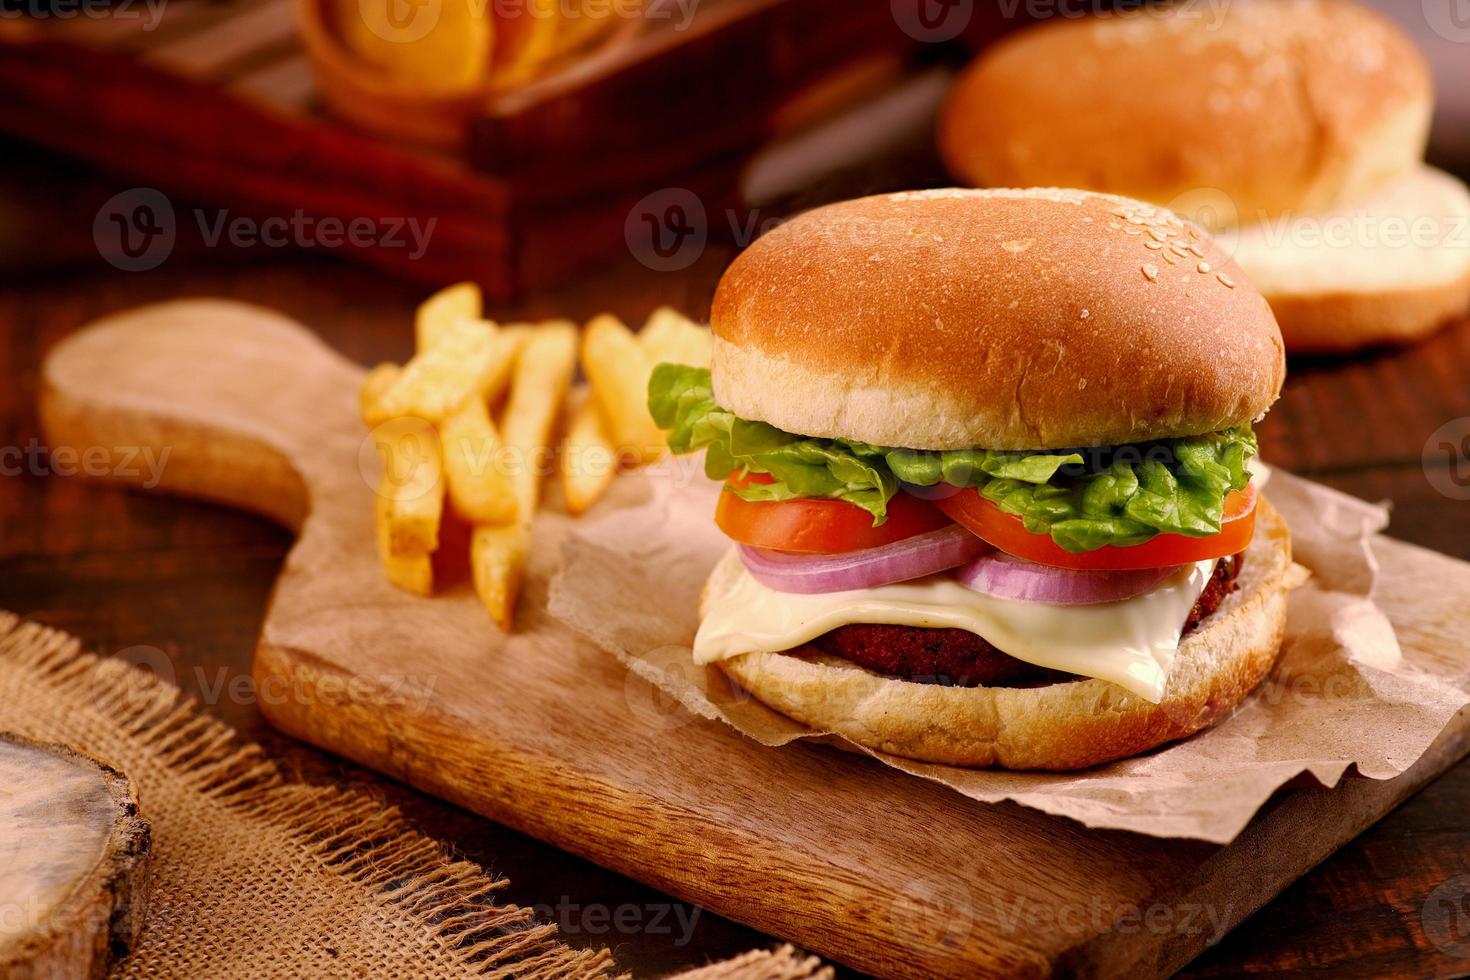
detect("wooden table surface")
[2,140,1469,978]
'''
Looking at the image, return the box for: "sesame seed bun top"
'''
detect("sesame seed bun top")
[939,0,1432,226]
[709,188,1285,451]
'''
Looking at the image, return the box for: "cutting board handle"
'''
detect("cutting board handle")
[38,300,365,530]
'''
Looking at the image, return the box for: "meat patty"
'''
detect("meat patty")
[807,554,1242,689]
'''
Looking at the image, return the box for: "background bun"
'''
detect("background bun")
[711,188,1284,451]
[939,0,1432,224]
[703,498,1299,771]
[1226,165,1470,351]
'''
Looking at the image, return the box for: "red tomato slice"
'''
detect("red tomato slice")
[716,472,953,554]
[935,484,1257,570]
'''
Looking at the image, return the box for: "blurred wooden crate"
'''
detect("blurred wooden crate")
[0,0,1016,299]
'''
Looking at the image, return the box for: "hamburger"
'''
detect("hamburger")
[648,188,1299,771]
[938,0,1470,353]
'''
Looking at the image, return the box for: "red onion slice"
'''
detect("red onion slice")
[739,525,988,595]
[956,552,1186,605]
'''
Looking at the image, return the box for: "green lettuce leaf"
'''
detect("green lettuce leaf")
[892,429,1257,551]
[648,363,1258,550]
[885,447,1086,487]
[648,364,896,522]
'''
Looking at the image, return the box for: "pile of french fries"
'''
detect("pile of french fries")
[338,0,631,94]
[361,283,711,630]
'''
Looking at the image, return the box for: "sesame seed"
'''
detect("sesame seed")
[1217,273,1236,288]
[1145,240,1164,250]
[1198,261,1212,274]
[1142,264,1159,282]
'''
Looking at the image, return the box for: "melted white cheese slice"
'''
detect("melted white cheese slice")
[694,557,1219,703]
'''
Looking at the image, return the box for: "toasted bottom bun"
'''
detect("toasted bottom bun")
[1228,166,1470,353]
[700,497,1300,771]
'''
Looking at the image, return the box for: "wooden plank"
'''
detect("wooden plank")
[35,299,1470,979]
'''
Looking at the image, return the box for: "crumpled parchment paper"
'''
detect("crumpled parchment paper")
[548,461,1470,843]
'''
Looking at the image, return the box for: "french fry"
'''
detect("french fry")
[554,310,708,516]
[440,395,515,524]
[375,494,433,596]
[385,324,527,429]
[472,321,578,628]
[639,306,713,368]
[479,325,530,407]
[373,417,444,557]
[376,317,502,424]
[359,362,401,427]
[502,321,579,512]
[560,391,618,516]
[415,282,483,350]
[471,523,527,630]
[582,314,665,466]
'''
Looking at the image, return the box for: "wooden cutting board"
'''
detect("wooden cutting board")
[37,300,1470,979]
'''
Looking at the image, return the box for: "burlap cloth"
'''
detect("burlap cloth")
[0,613,832,980]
